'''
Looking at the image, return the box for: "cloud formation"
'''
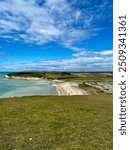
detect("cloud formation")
[0,0,113,71]
[73,50,113,57]
[1,50,112,71]
[0,0,112,50]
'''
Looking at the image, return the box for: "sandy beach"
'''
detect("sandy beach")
[53,81,88,95]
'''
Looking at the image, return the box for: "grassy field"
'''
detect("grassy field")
[0,95,112,150]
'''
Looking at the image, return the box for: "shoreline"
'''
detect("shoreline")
[5,75,87,96]
[53,81,88,96]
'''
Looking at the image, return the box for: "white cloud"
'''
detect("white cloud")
[0,0,112,50]
[73,50,113,57]
[75,10,81,23]
[1,52,112,71]
[100,50,113,55]
[0,0,113,71]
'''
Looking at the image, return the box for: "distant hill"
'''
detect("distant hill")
[7,71,113,81]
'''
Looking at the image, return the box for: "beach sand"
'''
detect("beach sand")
[53,81,88,95]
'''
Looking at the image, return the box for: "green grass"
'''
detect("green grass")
[71,72,113,81]
[0,95,112,150]
[78,82,106,96]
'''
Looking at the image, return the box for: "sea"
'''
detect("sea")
[0,72,58,98]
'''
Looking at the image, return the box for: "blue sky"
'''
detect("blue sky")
[0,0,113,72]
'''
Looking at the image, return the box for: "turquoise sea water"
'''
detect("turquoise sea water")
[0,73,58,98]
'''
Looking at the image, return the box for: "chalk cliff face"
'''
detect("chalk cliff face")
[5,75,9,78]
[5,75,42,80]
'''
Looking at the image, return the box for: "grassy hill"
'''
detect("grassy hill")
[7,71,113,81]
[0,95,112,150]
